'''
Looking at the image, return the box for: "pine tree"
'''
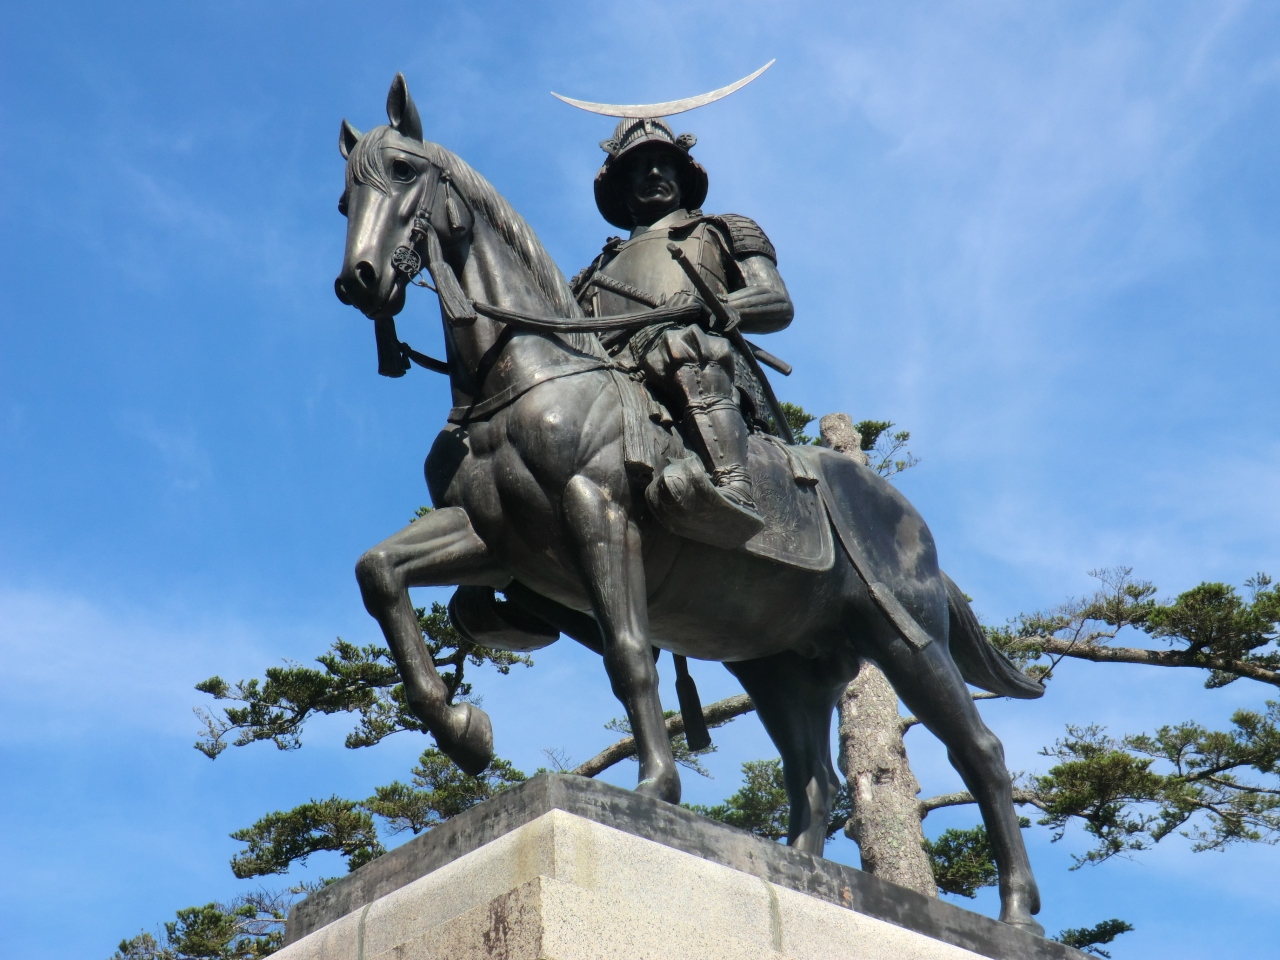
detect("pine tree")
[118,417,1280,960]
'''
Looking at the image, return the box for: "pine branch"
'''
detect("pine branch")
[993,570,1280,689]
[229,797,384,879]
[571,694,755,778]
[111,894,291,960]
[1007,635,1280,687]
[919,789,1046,817]
[193,603,531,758]
[900,692,1001,734]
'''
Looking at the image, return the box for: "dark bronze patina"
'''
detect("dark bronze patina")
[333,74,1046,934]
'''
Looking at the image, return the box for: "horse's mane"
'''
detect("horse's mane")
[348,126,603,358]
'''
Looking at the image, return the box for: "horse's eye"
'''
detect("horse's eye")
[391,158,417,183]
[337,192,349,217]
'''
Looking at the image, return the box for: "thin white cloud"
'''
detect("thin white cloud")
[0,586,294,746]
[114,411,213,491]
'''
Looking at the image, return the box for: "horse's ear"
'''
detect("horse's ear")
[339,119,362,159]
[386,72,423,141]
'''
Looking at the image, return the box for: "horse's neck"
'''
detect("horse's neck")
[445,217,597,405]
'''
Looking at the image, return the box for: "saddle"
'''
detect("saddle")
[736,435,834,572]
[648,434,944,656]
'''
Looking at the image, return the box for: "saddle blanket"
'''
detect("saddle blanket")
[739,436,835,571]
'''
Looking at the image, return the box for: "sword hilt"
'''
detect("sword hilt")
[666,242,740,332]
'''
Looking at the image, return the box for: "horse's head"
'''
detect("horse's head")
[334,74,472,319]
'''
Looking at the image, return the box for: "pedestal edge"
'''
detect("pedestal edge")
[285,773,1080,960]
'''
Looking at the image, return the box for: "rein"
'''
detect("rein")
[471,298,700,332]
[382,171,703,376]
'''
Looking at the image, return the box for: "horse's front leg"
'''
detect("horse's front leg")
[563,475,680,803]
[355,506,505,775]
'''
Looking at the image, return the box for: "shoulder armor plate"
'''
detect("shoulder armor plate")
[707,214,777,263]
[570,236,625,299]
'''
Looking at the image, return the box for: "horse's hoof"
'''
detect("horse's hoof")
[1003,916,1044,942]
[439,702,494,776]
[635,769,681,804]
[1000,913,1045,937]
[999,885,1043,935]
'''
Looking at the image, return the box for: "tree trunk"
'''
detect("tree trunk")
[822,412,937,896]
[837,663,938,897]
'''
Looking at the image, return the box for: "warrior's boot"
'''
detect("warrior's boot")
[675,362,758,512]
[645,359,765,549]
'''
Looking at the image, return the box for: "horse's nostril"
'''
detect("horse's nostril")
[355,261,378,290]
[334,277,353,304]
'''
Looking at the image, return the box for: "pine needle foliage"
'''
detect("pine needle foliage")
[990,569,1280,689]
[1030,710,1280,866]
[690,758,792,840]
[228,749,530,878]
[230,797,385,878]
[923,825,1001,898]
[975,571,1280,866]
[687,758,852,844]
[110,892,288,960]
[365,748,527,836]
[1054,918,1135,958]
[194,603,531,758]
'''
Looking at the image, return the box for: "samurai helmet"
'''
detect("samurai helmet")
[593,117,708,229]
[552,61,775,229]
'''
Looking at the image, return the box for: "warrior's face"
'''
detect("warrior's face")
[622,146,683,226]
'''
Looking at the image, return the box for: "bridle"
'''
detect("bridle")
[388,162,464,294]
[348,144,791,442]
[363,149,701,379]
[365,149,475,377]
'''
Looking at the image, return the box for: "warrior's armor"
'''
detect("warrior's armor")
[572,117,794,530]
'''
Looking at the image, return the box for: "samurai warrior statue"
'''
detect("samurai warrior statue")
[570,116,794,537]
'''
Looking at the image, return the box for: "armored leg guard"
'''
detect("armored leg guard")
[672,362,758,511]
[643,328,764,548]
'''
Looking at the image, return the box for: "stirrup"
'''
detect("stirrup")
[646,456,764,549]
[711,466,757,511]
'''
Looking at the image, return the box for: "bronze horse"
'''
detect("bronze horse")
[334,75,1046,932]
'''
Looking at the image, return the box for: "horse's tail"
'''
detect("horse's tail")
[943,572,1044,700]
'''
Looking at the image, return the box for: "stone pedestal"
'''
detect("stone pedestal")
[279,775,1081,960]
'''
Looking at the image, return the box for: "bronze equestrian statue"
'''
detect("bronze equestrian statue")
[332,73,1047,933]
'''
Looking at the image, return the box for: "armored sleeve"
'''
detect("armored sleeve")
[709,214,777,264]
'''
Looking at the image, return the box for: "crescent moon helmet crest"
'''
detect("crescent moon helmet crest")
[550,60,774,119]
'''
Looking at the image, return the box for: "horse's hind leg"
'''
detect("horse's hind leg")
[355,506,504,775]
[724,652,851,854]
[870,632,1043,933]
[563,475,679,803]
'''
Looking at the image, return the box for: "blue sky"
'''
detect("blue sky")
[1,2,1277,957]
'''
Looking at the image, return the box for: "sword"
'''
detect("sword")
[667,242,797,443]
[665,242,739,332]
[588,272,662,309]
[592,265,792,377]
[743,340,791,377]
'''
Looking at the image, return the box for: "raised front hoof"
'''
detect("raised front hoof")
[437,702,494,776]
[635,767,682,805]
[646,457,764,549]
